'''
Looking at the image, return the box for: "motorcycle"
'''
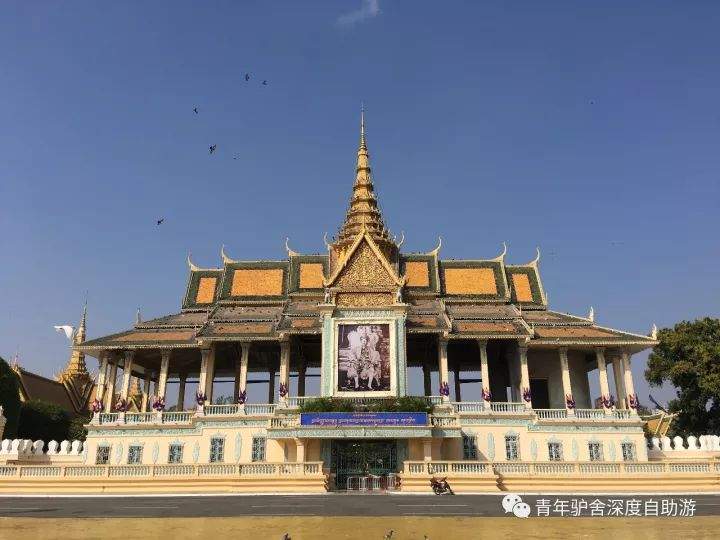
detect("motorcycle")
[430,476,454,495]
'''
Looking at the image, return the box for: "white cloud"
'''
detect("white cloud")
[337,0,381,26]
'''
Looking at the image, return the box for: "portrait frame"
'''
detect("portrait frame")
[332,318,396,397]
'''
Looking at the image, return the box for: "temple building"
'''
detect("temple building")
[11,306,97,417]
[73,111,660,489]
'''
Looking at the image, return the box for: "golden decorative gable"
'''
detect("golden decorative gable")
[405,261,430,287]
[444,268,497,295]
[511,273,533,302]
[195,277,217,303]
[334,238,398,290]
[231,269,284,296]
[299,263,324,289]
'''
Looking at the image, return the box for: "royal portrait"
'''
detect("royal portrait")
[336,323,391,392]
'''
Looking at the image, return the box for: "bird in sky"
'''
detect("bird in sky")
[209,144,217,155]
[54,325,75,341]
[589,99,596,105]
[156,218,164,226]
[233,154,240,160]
[262,80,268,86]
[245,73,250,81]
[193,107,198,114]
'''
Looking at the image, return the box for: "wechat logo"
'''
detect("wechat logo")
[502,494,532,518]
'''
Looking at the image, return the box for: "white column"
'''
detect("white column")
[95,353,109,401]
[478,340,491,406]
[104,360,118,412]
[438,337,449,402]
[559,347,575,415]
[158,350,170,398]
[622,349,637,414]
[279,340,290,402]
[120,350,135,400]
[518,343,531,409]
[198,348,211,399]
[612,355,626,409]
[422,438,433,461]
[141,374,151,412]
[295,439,306,463]
[596,347,611,413]
[239,343,250,397]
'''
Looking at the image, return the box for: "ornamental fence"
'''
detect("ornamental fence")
[650,435,720,452]
[0,462,325,479]
[403,460,720,477]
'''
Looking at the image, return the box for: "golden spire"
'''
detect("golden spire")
[59,302,90,380]
[335,106,395,252]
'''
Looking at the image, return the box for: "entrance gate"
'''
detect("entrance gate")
[331,440,398,490]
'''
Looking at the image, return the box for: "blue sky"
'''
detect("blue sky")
[1,1,718,405]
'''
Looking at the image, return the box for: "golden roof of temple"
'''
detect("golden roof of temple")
[334,108,395,254]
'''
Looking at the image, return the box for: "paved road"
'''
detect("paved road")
[0,494,718,518]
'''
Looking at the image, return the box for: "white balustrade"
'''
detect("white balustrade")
[494,462,531,474]
[452,402,486,413]
[490,402,527,414]
[98,413,119,425]
[575,409,606,420]
[108,466,151,477]
[19,466,61,477]
[243,404,276,415]
[0,466,18,476]
[535,409,568,420]
[161,411,193,423]
[125,413,156,424]
[579,463,621,474]
[198,464,235,476]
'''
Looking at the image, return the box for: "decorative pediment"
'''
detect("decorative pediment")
[326,230,404,290]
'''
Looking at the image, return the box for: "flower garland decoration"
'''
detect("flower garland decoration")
[237,390,247,405]
[279,383,288,398]
[152,396,166,412]
[627,393,639,409]
[600,394,615,408]
[481,387,492,402]
[522,387,532,403]
[196,391,207,406]
[439,382,450,397]
[91,399,103,413]
[565,394,576,410]
[114,398,129,412]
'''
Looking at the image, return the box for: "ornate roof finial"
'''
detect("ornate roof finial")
[491,242,508,262]
[187,252,199,271]
[221,245,237,264]
[426,236,442,257]
[588,306,595,322]
[285,237,299,257]
[360,101,367,150]
[531,247,541,266]
[136,307,142,326]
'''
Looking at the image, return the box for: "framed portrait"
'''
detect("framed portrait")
[334,322,394,395]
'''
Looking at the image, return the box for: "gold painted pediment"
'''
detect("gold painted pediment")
[326,231,403,290]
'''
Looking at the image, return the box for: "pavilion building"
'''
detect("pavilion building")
[76,111,657,488]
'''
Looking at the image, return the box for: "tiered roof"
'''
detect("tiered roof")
[79,111,656,354]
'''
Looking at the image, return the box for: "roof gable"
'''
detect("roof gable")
[326,231,403,289]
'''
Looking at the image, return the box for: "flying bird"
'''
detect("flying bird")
[156,218,164,226]
[209,144,217,155]
[233,154,240,160]
[245,73,250,81]
[54,325,75,341]
[193,107,198,114]
[262,80,268,86]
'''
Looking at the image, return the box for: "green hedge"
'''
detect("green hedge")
[299,396,432,414]
[0,356,21,438]
[17,399,72,444]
